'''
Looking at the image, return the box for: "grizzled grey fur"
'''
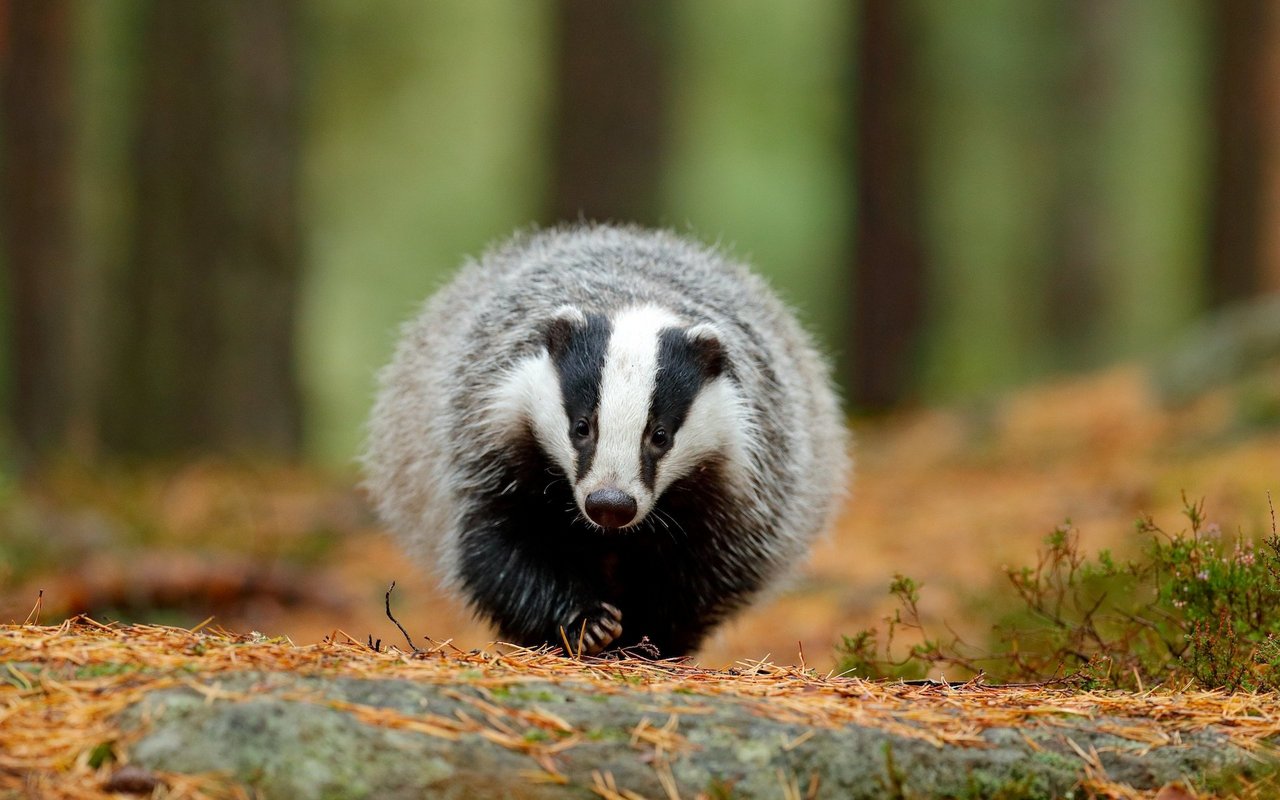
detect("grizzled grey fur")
[364,224,849,656]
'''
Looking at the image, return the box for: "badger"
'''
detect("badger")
[364,225,849,657]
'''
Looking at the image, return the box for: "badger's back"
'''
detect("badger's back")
[365,224,848,655]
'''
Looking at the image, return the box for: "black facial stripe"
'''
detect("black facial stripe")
[551,313,611,480]
[642,327,715,488]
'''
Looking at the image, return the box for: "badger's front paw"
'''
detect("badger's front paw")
[563,602,622,656]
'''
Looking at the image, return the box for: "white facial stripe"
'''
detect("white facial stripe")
[487,353,575,477]
[655,376,751,494]
[583,306,680,502]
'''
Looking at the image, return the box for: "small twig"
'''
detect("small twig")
[23,590,43,626]
[1268,491,1276,537]
[384,581,422,654]
[602,636,662,661]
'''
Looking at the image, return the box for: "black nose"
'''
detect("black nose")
[585,489,638,528]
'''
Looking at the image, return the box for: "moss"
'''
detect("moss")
[583,726,630,743]
[879,742,908,800]
[86,741,117,769]
[703,777,736,800]
[507,688,557,703]
[74,662,142,679]
[1197,755,1280,798]
[1029,750,1078,773]
[2,663,38,689]
[958,771,1052,800]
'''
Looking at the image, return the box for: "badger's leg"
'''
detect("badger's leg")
[456,523,622,655]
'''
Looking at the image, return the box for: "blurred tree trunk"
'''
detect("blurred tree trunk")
[1044,0,1113,368]
[1265,29,1280,297]
[102,1,303,458]
[849,0,925,411]
[547,0,668,225]
[1207,0,1280,305]
[1,0,79,462]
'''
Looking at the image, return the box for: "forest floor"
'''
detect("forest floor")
[4,363,1279,671]
[3,618,1279,799]
[3,354,1280,797]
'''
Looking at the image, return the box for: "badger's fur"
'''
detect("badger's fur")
[364,225,849,656]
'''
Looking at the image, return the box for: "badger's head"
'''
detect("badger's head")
[490,304,752,530]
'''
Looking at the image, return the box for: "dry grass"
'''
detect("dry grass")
[3,617,1280,798]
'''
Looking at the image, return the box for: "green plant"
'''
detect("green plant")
[837,494,1280,691]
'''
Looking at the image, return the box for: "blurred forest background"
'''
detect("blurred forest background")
[3,1,1280,663]
[8,0,1280,468]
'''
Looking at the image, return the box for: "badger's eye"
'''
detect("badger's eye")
[650,427,669,448]
[572,418,591,439]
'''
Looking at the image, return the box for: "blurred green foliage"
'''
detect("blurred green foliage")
[916,0,1209,395]
[301,0,553,462]
[664,0,849,340]
[28,0,1216,464]
[838,498,1280,692]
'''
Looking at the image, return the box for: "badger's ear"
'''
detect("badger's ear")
[685,323,727,379]
[542,305,586,360]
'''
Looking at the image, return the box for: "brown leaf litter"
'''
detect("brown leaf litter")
[2,617,1280,799]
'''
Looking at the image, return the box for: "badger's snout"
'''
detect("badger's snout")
[584,488,637,529]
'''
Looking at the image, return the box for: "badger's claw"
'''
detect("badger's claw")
[565,602,622,656]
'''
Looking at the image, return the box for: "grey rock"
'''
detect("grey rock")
[117,671,1270,799]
